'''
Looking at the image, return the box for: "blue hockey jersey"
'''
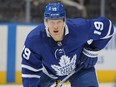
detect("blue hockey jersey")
[21,17,114,86]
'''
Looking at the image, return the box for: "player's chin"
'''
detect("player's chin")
[53,32,59,36]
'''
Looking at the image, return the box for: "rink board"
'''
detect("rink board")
[0,23,116,84]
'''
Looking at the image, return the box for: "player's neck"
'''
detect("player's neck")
[52,35,64,42]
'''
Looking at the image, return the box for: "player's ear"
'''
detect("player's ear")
[63,18,65,21]
[44,19,48,29]
[44,19,47,23]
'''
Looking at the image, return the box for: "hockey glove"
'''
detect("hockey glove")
[80,48,98,69]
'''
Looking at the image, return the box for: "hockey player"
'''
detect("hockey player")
[21,2,114,87]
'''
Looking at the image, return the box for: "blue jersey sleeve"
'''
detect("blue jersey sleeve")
[87,16,114,50]
[21,35,43,87]
[79,17,114,68]
[89,16,114,40]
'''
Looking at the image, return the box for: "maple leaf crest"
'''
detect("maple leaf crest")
[51,54,77,76]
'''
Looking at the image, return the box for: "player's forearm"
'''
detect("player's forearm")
[88,37,112,50]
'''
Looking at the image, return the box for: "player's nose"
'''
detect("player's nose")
[53,23,58,29]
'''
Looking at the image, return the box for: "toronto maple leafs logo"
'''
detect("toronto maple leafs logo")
[51,54,77,76]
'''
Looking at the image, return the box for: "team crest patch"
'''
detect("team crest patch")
[51,54,77,76]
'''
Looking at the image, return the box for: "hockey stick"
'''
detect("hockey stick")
[55,64,84,87]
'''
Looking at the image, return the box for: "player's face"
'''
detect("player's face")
[46,19,65,41]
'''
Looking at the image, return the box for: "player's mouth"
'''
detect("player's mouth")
[53,30,59,33]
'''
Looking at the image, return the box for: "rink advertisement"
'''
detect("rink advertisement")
[0,23,116,84]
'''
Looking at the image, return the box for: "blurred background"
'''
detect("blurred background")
[0,0,116,23]
[0,0,116,87]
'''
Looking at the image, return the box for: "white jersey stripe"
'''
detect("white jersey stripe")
[22,74,40,78]
[22,64,43,72]
[101,20,114,39]
[83,48,99,58]
[42,65,58,79]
